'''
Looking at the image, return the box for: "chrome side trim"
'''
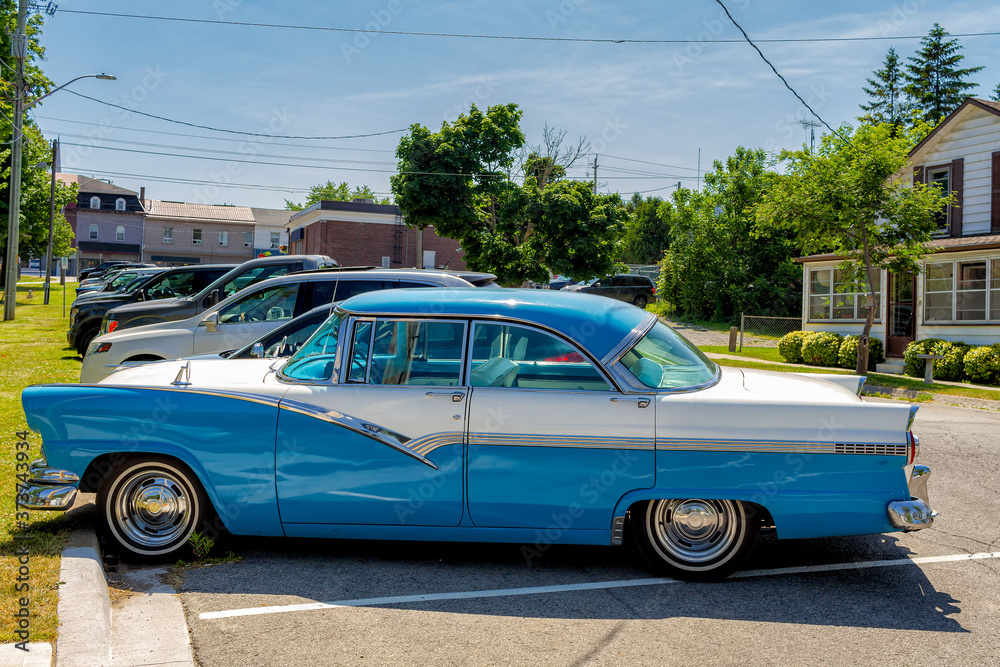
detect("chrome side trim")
[610,515,626,545]
[470,433,655,451]
[656,437,908,456]
[64,384,286,409]
[600,312,657,366]
[907,405,919,430]
[277,397,440,469]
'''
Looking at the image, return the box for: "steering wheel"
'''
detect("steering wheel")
[239,311,261,323]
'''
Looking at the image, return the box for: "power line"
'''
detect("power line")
[714,0,836,137]
[52,132,397,166]
[80,169,315,193]
[600,153,699,172]
[56,9,1000,44]
[63,90,408,140]
[33,114,397,153]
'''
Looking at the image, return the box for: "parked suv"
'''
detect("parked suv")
[68,264,237,355]
[82,268,497,383]
[563,274,656,308]
[100,255,337,335]
[75,267,163,298]
[78,260,129,281]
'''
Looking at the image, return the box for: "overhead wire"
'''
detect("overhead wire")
[56,9,1000,44]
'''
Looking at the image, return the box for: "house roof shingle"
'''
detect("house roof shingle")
[144,200,255,225]
[56,174,138,196]
[795,234,1000,263]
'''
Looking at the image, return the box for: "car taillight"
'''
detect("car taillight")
[651,285,656,295]
[107,319,118,334]
[906,432,919,465]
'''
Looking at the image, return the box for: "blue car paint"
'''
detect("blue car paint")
[275,409,465,526]
[337,288,650,362]
[23,385,284,537]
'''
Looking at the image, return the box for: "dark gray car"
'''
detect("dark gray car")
[101,254,337,335]
[564,274,657,308]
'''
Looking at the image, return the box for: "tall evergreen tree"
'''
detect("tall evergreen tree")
[904,24,983,124]
[860,47,909,128]
[991,82,1000,102]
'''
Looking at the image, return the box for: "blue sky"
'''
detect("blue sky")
[29,0,1000,209]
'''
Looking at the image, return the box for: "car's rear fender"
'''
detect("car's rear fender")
[22,384,284,537]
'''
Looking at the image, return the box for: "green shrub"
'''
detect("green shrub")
[932,341,971,382]
[778,331,809,363]
[838,335,885,371]
[903,338,946,377]
[964,344,1000,386]
[801,332,843,367]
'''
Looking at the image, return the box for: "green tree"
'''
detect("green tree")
[991,82,1000,102]
[659,147,799,323]
[619,193,670,265]
[757,122,950,373]
[391,104,627,286]
[904,24,983,124]
[284,180,389,210]
[860,47,911,130]
[1,1,69,286]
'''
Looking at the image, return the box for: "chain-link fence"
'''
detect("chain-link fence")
[740,314,801,350]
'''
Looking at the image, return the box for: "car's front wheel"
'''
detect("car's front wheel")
[97,456,208,562]
[630,498,758,580]
[633,295,648,308]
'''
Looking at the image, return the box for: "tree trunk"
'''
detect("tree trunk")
[855,295,876,376]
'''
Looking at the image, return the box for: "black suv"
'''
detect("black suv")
[69,264,237,354]
[101,254,338,335]
[564,274,657,308]
[78,260,129,281]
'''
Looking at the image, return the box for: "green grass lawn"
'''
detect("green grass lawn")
[0,278,82,643]
[699,346,785,362]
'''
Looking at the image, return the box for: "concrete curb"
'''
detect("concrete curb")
[56,528,111,667]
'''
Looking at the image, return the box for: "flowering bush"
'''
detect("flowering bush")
[964,344,1000,386]
[838,335,885,371]
[778,331,810,364]
[800,332,843,367]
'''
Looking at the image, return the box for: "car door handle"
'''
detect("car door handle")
[426,392,465,403]
[611,397,650,408]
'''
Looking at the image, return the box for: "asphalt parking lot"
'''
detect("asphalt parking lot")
[172,401,999,666]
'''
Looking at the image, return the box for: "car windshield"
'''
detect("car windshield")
[280,310,344,381]
[619,321,717,389]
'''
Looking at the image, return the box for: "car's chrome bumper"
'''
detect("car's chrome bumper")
[17,460,79,511]
[887,464,937,531]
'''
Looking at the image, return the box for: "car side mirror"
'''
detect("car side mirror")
[250,342,264,358]
[202,311,219,332]
[203,290,221,308]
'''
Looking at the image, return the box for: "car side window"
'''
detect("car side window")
[469,322,610,391]
[350,319,465,386]
[150,271,197,299]
[217,285,298,324]
[221,265,290,300]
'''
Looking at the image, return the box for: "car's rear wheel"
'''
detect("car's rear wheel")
[633,295,648,308]
[97,456,208,562]
[630,498,759,581]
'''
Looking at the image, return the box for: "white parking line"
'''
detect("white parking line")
[198,550,1000,621]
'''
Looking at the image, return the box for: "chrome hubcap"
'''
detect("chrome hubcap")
[114,471,192,548]
[651,499,741,565]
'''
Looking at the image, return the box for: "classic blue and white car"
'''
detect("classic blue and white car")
[19,290,935,579]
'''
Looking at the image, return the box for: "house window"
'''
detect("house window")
[924,260,998,322]
[219,230,229,247]
[88,224,98,240]
[925,166,950,234]
[115,198,126,212]
[270,232,280,248]
[89,196,101,209]
[992,260,1000,321]
[808,268,880,321]
[115,225,125,242]
[244,232,253,248]
[163,227,173,244]
[192,229,202,245]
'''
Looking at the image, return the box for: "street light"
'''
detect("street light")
[3,71,115,320]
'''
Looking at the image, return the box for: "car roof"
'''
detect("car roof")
[338,288,651,361]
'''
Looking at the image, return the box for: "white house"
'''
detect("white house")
[797,97,1000,359]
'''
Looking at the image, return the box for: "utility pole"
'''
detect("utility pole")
[43,139,57,304]
[696,148,701,191]
[592,155,598,194]
[3,0,28,321]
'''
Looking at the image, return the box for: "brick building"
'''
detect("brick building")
[287,200,465,270]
